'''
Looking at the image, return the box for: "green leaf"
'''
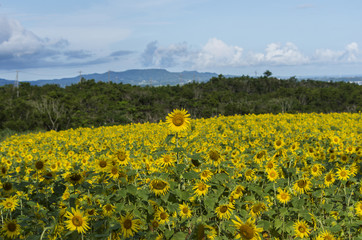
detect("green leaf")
[127,184,137,195]
[322,203,334,212]
[173,189,191,201]
[279,207,288,216]
[259,220,271,229]
[116,189,127,198]
[172,232,188,240]
[204,196,218,212]
[274,218,283,229]
[214,173,228,182]
[330,224,342,233]
[165,134,175,144]
[176,164,186,173]
[136,188,149,201]
[183,171,199,180]
[164,229,174,239]
[173,147,185,153]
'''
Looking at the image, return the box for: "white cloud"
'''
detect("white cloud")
[314,42,360,63]
[262,42,309,65]
[0,16,44,57]
[194,38,244,67]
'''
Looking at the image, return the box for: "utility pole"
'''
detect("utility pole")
[108,70,110,83]
[79,71,82,83]
[16,71,19,97]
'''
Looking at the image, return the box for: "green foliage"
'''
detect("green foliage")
[0,76,361,134]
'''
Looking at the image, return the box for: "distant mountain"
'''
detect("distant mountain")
[0,78,15,86]
[2,70,361,87]
[0,69,220,87]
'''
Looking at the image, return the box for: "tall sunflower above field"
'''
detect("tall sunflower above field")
[165,108,190,132]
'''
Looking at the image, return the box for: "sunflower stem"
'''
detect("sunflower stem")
[176,133,179,164]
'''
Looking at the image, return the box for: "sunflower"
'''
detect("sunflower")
[254,150,267,165]
[266,168,279,182]
[150,219,159,231]
[324,171,335,187]
[215,202,234,220]
[193,181,210,197]
[34,159,46,171]
[165,108,191,132]
[1,219,21,239]
[264,159,276,171]
[208,149,222,166]
[95,157,110,172]
[293,220,310,239]
[66,171,84,185]
[0,164,8,176]
[355,201,362,217]
[336,167,350,181]
[2,182,14,195]
[179,203,192,219]
[248,202,267,217]
[155,207,169,225]
[204,225,217,240]
[276,188,291,204]
[316,230,336,240]
[102,203,115,216]
[274,139,284,150]
[244,169,256,182]
[65,207,90,234]
[42,170,56,184]
[293,179,312,194]
[149,179,170,196]
[156,154,176,168]
[107,165,120,179]
[200,169,213,182]
[231,185,245,199]
[232,216,262,240]
[1,196,18,212]
[330,136,341,145]
[114,150,129,166]
[310,163,324,177]
[119,212,141,239]
[290,142,299,152]
[86,208,98,218]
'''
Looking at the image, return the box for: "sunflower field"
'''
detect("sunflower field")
[0,110,361,239]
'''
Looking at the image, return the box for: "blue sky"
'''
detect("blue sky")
[1,0,362,80]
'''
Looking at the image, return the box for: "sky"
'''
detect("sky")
[1,0,362,81]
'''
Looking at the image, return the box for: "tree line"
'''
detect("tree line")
[0,74,361,133]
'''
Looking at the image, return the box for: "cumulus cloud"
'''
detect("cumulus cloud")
[313,42,360,63]
[141,39,362,70]
[195,38,244,67]
[260,42,309,65]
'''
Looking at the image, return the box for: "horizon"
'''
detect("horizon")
[2,68,362,83]
[1,1,362,81]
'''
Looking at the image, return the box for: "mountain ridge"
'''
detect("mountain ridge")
[0,69,220,87]
[1,69,362,87]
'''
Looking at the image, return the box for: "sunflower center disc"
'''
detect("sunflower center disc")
[239,225,254,239]
[99,161,107,168]
[172,115,184,126]
[298,180,307,188]
[72,216,83,227]
[124,219,132,229]
[220,206,228,213]
[7,223,17,232]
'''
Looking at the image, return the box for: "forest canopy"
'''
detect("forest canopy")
[0,74,361,133]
